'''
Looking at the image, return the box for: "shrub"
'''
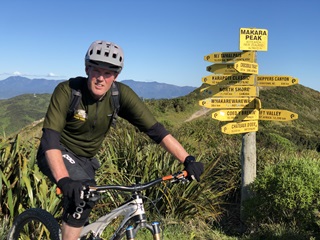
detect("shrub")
[244,157,320,231]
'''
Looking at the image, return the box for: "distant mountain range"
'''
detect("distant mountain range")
[0,76,196,99]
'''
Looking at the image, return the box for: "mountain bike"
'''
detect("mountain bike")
[7,170,188,240]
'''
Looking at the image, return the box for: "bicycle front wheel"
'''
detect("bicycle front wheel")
[7,208,60,240]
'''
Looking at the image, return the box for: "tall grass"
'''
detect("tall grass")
[0,134,62,223]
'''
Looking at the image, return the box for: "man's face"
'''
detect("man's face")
[86,66,118,100]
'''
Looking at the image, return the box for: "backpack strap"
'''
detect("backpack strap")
[67,88,82,120]
[110,82,120,127]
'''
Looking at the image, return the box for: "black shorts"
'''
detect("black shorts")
[37,144,100,183]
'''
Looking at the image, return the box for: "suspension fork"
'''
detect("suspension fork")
[125,221,161,240]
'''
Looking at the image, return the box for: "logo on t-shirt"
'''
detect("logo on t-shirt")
[74,109,87,122]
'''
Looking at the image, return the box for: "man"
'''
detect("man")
[37,40,204,240]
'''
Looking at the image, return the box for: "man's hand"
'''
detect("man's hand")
[183,156,204,182]
[57,177,83,206]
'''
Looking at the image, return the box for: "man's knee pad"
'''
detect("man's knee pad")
[62,198,96,228]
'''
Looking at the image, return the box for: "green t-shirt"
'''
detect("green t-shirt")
[43,77,157,157]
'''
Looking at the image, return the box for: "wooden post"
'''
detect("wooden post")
[240,51,258,228]
[240,131,257,201]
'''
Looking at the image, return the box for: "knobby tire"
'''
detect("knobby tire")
[7,208,60,240]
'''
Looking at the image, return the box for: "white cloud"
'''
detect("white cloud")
[47,72,56,77]
[13,71,22,76]
[0,71,66,80]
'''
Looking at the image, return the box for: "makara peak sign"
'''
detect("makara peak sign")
[239,28,268,51]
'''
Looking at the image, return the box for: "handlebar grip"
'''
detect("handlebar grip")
[180,170,188,178]
[162,170,188,181]
[56,187,62,195]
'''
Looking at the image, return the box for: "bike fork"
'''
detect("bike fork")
[125,221,161,240]
[152,222,161,240]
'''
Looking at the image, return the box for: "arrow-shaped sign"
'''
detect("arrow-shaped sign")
[221,120,259,134]
[257,76,299,87]
[204,51,255,63]
[234,61,259,74]
[259,109,298,121]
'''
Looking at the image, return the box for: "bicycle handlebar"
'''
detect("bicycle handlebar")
[56,170,188,195]
[88,170,188,193]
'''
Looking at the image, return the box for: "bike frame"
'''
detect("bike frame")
[78,171,187,239]
[80,193,152,239]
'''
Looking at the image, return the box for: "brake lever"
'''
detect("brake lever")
[82,186,100,202]
[170,171,189,184]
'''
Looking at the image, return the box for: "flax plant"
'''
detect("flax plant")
[0,134,61,225]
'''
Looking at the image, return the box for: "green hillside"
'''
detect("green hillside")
[258,85,320,151]
[0,94,51,137]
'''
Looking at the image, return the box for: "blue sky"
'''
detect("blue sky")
[1,0,319,92]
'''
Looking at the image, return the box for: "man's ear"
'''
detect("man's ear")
[85,66,89,76]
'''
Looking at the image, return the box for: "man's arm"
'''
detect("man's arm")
[159,134,189,163]
[45,149,69,182]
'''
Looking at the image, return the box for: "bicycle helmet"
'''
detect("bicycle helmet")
[85,40,124,73]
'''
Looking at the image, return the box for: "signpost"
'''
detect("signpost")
[201,85,257,97]
[212,109,259,121]
[204,51,255,63]
[200,27,298,229]
[221,120,259,134]
[234,61,259,74]
[259,109,298,121]
[239,28,268,51]
[257,75,299,87]
[202,74,255,86]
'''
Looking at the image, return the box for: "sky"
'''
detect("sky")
[1,0,319,92]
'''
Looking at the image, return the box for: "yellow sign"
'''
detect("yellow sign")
[212,109,259,121]
[259,109,298,121]
[234,61,259,74]
[257,75,299,87]
[204,51,255,63]
[199,97,260,109]
[201,85,257,97]
[239,28,268,51]
[206,63,238,74]
[221,120,259,134]
[202,74,255,86]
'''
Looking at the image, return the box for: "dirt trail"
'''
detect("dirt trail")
[185,107,211,122]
